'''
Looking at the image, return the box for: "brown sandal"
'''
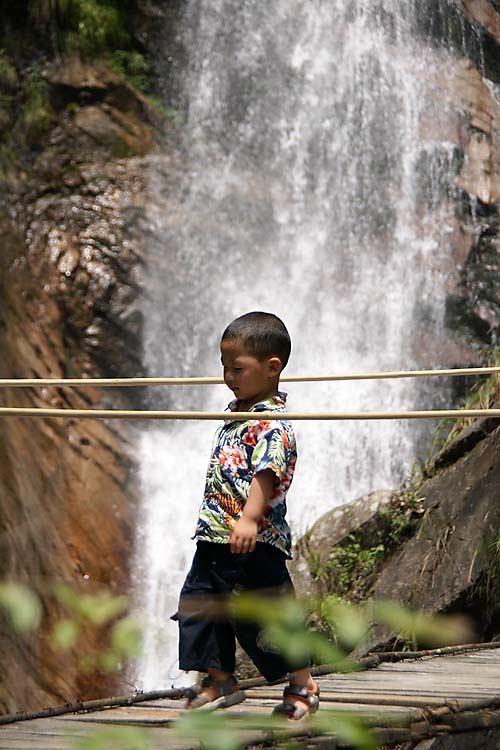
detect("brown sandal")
[272,683,320,721]
[183,675,246,711]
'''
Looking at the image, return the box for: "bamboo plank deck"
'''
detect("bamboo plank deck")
[1,647,499,749]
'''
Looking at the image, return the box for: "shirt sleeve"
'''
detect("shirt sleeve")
[250,421,292,483]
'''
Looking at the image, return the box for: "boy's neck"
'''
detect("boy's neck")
[235,386,279,412]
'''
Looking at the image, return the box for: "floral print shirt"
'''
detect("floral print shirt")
[194,392,297,558]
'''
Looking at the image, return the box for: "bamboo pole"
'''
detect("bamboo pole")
[0,688,181,726]
[0,407,499,420]
[237,641,500,690]
[240,708,500,749]
[1,365,499,388]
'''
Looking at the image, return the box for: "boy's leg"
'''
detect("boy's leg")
[233,543,309,681]
[175,543,237,675]
[233,543,318,718]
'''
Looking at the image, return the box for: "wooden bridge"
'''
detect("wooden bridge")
[1,644,499,749]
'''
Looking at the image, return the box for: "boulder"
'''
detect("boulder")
[74,104,153,156]
[363,424,500,652]
[46,59,167,132]
[292,420,500,654]
[291,490,394,598]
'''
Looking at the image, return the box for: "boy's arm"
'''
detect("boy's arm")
[229,469,275,554]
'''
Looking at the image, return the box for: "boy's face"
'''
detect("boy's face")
[220,338,282,406]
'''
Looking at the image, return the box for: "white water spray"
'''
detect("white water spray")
[133,0,466,688]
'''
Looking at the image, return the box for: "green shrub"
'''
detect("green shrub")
[0,49,18,90]
[21,66,53,143]
[110,49,149,91]
[28,0,131,58]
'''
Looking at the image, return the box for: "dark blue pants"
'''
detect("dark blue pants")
[174,541,308,682]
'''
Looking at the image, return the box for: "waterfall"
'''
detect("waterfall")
[132,0,468,689]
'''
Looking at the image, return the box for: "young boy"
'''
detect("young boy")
[175,311,319,720]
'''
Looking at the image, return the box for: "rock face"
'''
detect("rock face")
[292,418,500,651]
[369,424,500,644]
[291,491,394,599]
[0,60,159,714]
[416,55,500,352]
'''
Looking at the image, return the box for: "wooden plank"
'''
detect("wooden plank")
[4,646,498,745]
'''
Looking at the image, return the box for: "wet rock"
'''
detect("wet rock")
[293,424,500,656]
[362,425,500,653]
[46,58,167,132]
[0,218,141,711]
[0,83,156,712]
[431,415,500,470]
[74,104,153,157]
[415,50,500,348]
[290,490,394,598]
[129,0,187,104]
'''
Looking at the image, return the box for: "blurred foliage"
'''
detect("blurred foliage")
[0,582,42,633]
[0,577,142,679]
[0,578,474,750]
[21,64,53,143]
[173,592,471,750]
[26,0,153,91]
[110,49,149,91]
[0,48,18,90]
[52,583,142,672]
[0,53,54,179]
[28,0,130,58]
[1,2,152,91]
[175,707,377,750]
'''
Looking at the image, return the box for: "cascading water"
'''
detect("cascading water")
[132,0,469,688]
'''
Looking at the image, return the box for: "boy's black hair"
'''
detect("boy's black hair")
[221,311,291,368]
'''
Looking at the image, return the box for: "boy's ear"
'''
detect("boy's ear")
[267,356,283,377]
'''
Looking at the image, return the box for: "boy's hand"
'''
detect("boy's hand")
[229,470,274,555]
[230,516,258,554]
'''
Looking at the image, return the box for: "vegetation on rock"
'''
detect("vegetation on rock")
[0,1,174,182]
[435,350,500,452]
[308,474,426,605]
[29,0,129,54]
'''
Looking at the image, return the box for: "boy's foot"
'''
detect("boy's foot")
[184,674,246,711]
[272,680,320,721]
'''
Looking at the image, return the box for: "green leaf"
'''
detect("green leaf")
[98,651,119,672]
[314,710,377,749]
[251,439,266,465]
[372,600,472,646]
[110,617,143,659]
[81,593,129,625]
[319,596,369,648]
[53,584,128,625]
[175,711,240,750]
[52,582,82,611]
[0,583,42,633]
[50,619,81,651]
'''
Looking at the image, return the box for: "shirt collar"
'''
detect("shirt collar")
[228,391,288,413]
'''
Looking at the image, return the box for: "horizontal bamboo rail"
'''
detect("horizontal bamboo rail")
[0,407,499,420]
[0,642,498,726]
[0,365,499,388]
